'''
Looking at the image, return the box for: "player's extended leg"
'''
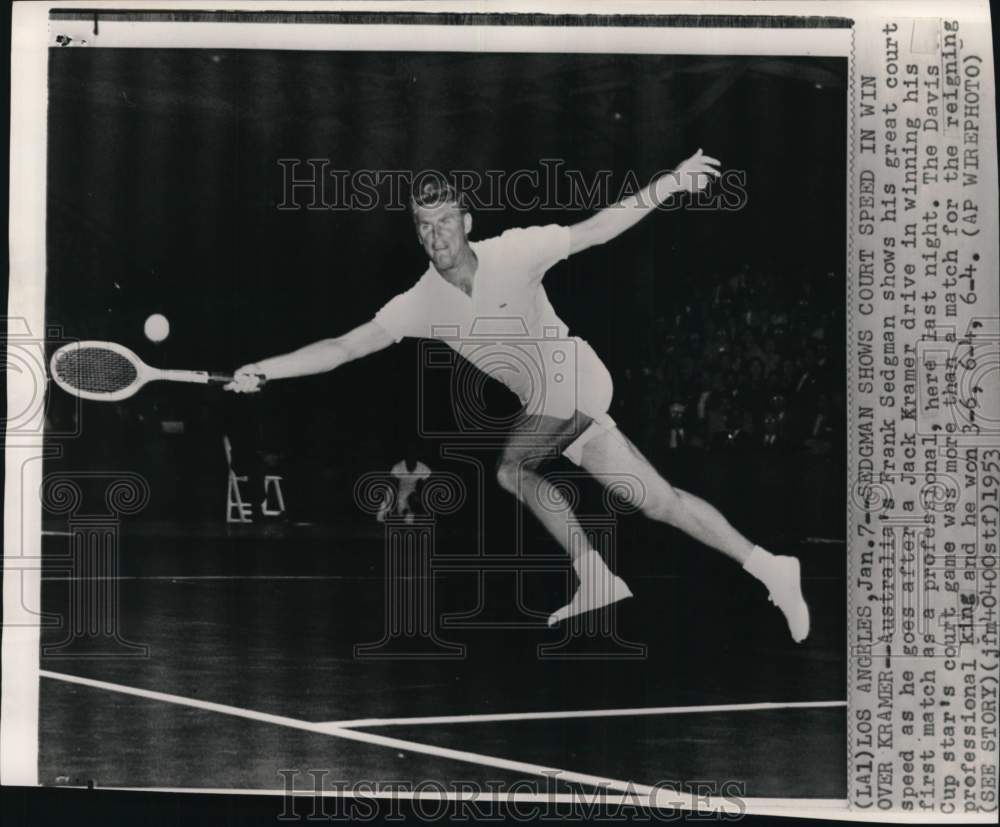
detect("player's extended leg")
[496,413,633,625]
[578,426,810,642]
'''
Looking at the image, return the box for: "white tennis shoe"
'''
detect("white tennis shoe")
[765,556,811,643]
[547,570,633,627]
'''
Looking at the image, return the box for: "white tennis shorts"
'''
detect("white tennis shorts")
[526,336,616,466]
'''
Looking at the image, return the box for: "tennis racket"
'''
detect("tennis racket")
[49,340,241,402]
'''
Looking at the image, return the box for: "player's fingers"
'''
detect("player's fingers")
[227,374,257,393]
[701,155,721,167]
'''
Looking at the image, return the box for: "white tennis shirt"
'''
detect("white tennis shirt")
[374,224,592,419]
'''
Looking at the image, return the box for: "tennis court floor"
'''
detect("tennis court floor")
[38,526,846,805]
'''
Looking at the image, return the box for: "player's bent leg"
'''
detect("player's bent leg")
[579,426,752,562]
[496,414,632,626]
[495,427,587,563]
[578,426,809,643]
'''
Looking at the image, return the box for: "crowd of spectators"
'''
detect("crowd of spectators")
[615,265,846,459]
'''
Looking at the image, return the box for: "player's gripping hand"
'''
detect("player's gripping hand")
[225,364,267,393]
[674,148,721,193]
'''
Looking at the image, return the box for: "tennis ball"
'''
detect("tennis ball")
[144,313,170,343]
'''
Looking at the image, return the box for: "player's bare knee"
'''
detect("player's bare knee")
[496,461,520,495]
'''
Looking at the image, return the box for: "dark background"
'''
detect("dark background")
[31,43,849,803]
[44,49,847,537]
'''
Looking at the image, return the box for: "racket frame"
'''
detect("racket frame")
[49,340,226,402]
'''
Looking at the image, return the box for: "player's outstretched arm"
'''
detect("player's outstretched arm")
[567,148,721,256]
[225,321,395,392]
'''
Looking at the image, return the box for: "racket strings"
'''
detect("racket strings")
[52,347,140,394]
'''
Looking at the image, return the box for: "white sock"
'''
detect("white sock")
[572,549,610,581]
[742,544,777,586]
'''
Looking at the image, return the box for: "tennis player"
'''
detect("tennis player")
[227,150,810,641]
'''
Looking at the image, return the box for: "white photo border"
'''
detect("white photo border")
[5,1,997,823]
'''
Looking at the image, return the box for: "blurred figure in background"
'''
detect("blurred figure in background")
[377,444,432,525]
[665,401,690,452]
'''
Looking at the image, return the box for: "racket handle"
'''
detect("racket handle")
[157,369,239,386]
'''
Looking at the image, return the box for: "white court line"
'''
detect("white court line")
[39,670,660,801]
[39,671,881,818]
[319,699,847,729]
[32,668,996,820]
